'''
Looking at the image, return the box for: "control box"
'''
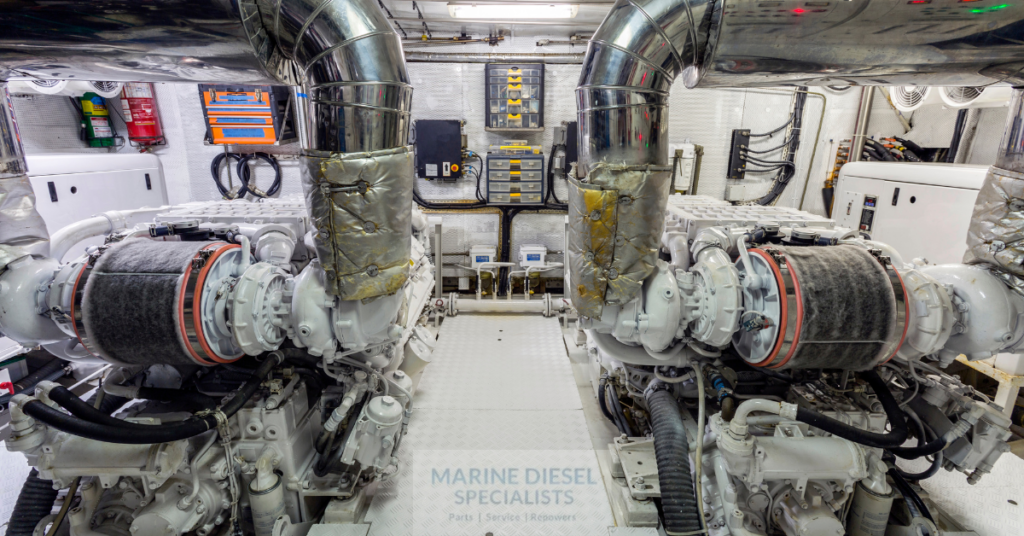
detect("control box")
[518,245,547,267]
[414,120,463,181]
[486,143,545,205]
[198,85,295,145]
[485,63,544,132]
[470,245,497,268]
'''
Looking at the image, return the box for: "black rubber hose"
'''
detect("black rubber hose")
[237,153,282,198]
[24,354,281,444]
[889,436,947,459]
[888,468,935,523]
[607,384,636,437]
[211,153,248,199]
[0,359,70,406]
[5,469,59,536]
[645,389,703,535]
[794,370,908,449]
[139,387,218,411]
[596,380,618,427]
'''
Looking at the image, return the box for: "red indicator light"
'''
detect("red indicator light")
[908,0,930,4]
[958,0,984,3]
[793,7,806,12]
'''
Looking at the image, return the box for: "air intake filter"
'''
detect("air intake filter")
[76,238,250,366]
[732,245,908,371]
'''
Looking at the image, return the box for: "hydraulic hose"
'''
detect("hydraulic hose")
[645,388,703,535]
[23,353,282,444]
[794,370,908,449]
[889,436,947,458]
[5,469,59,536]
[211,153,248,199]
[236,153,282,198]
[0,359,70,406]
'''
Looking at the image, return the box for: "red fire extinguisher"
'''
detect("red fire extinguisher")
[120,82,164,146]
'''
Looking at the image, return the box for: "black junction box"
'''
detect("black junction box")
[415,120,463,181]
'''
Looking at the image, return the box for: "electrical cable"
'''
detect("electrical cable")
[236,152,282,198]
[757,88,808,205]
[888,468,935,524]
[749,116,794,138]
[211,153,248,199]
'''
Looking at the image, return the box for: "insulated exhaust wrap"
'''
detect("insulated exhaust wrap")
[567,163,672,319]
[302,146,415,300]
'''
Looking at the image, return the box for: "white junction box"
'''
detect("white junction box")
[833,162,988,265]
[518,244,547,267]
[469,245,497,268]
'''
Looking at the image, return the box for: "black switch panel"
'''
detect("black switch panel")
[47,181,58,202]
[727,129,751,180]
[145,173,153,190]
[564,121,578,174]
[891,187,900,206]
[414,120,463,181]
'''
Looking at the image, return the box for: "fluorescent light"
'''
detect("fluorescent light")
[447,3,579,19]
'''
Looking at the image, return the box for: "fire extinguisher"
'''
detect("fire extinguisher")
[120,82,164,146]
[77,92,116,148]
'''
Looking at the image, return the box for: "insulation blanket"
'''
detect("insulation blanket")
[0,175,49,268]
[302,146,414,300]
[964,167,1024,294]
[567,162,671,320]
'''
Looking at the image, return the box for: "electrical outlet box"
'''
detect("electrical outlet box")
[415,120,463,181]
[470,245,497,268]
[518,244,547,267]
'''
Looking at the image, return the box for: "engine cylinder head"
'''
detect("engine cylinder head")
[76,238,251,366]
[733,245,908,370]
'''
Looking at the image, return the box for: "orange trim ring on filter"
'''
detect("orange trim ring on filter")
[192,244,245,364]
[881,265,911,365]
[746,248,788,368]
[770,253,804,370]
[177,243,231,366]
[69,263,100,358]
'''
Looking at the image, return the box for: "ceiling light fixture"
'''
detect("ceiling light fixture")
[447,3,580,19]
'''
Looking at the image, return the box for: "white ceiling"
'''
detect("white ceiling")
[379,0,612,40]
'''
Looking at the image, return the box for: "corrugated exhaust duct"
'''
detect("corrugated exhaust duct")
[0,0,413,300]
[569,0,1024,320]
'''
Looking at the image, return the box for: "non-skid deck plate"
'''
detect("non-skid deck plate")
[366,315,615,536]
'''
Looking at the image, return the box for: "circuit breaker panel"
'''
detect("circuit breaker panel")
[486,143,545,205]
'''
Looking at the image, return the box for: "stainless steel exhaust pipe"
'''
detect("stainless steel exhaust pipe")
[0,0,414,299]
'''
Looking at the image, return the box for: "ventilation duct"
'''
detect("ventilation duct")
[940,85,1014,109]
[569,0,1024,320]
[889,86,942,113]
[0,0,413,300]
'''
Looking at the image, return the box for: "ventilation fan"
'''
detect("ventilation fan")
[889,86,940,112]
[939,85,1013,108]
[8,79,70,95]
[85,81,124,98]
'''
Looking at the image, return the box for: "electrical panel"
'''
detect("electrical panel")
[415,120,463,181]
[486,143,545,205]
[198,85,295,145]
[518,245,547,268]
[726,129,751,180]
[485,63,544,132]
[470,245,497,268]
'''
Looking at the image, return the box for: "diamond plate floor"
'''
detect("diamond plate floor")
[365,315,616,536]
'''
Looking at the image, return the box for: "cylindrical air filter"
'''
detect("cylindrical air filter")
[75,238,249,366]
[733,245,908,371]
